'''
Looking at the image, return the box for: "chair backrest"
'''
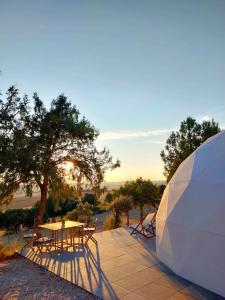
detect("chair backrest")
[142,210,157,227]
[78,215,88,226]
[93,217,98,228]
[32,227,42,239]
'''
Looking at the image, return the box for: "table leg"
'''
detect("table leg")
[61,228,64,251]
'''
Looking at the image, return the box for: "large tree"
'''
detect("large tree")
[161,117,220,182]
[0,86,120,225]
[118,178,159,223]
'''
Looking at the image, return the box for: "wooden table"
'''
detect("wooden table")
[39,220,85,251]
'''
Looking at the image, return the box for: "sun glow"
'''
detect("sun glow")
[62,161,74,171]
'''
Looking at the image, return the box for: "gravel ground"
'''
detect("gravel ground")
[0,255,98,300]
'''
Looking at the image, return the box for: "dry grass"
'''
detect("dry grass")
[0,241,21,260]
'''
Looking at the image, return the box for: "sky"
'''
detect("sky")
[1,0,225,182]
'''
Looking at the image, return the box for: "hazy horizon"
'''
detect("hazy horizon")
[1,1,225,181]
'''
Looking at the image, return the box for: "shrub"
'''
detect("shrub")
[105,192,114,203]
[0,241,21,260]
[60,199,78,215]
[104,214,117,230]
[109,196,133,227]
[82,193,98,206]
[66,202,93,223]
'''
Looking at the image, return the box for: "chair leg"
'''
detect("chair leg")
[85,231,96,244]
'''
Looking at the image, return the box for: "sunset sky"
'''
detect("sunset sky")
[1,0,225,181]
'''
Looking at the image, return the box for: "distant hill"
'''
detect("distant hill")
[102,180,166,191]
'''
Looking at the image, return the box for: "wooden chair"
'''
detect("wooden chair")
[83,217,98,245]
[21,228,53,254]
[130,210,157,238]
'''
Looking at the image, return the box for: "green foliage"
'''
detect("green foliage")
[0,86,120,224]
[109,196,133,227]
[0,198,78,231]
[34,197,78,218]
[157,184,166,203]
[66,202,92,222]
[105,192,114,203]
[118,178,159,222]
[104,214,117,230]
[60,199,78,215]
[82,193,98,206]
[161,117,220,181]
[0,208,40,230]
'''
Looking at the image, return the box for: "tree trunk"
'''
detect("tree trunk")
[34,181,48,227]
[126,211,129,226]
[140,206,144,224]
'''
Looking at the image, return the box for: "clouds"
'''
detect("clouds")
[98,128,173,141]
[148,140,166,144]
[197,115,211,123]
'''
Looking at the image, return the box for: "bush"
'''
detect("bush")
[109,196,133,227]
[104,215,117,230]
[82,193,98,206]
[105,192,114,203]
[0,207,44,231]
[0,241,21,260]
[0,198,79,231]
[60,199,78,215]
[66,202,93,223]
[33,197,78,219]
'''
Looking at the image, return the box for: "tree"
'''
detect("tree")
[118,178,159,223]
[109,195,132,227]
[161,117,220,182]
[105,192,114,203]
[66,202,92,223]
[0,86,120,225]
[82,193,98,206]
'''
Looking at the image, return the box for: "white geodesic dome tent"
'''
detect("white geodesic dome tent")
[156,131,225,297]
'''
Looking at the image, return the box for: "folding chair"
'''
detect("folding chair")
[83,217,98,245]
[21,228,53,254]
[130,210,157,238]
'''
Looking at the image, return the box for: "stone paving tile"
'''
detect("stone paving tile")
[20,228,224,300]
[167,291,199,300]
[102,268,130,283]
[121,292,148,300]
[135,282,177,300]
[155,273,191,291]
[150,262,174,275]
[101,255,131,271]
[180,284,219,300]
[114,261,148,275]
[115,267,162,291]
[126,255,158,268]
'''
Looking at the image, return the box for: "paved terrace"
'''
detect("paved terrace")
[21,228,224,300]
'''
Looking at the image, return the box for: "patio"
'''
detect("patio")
[20,227,223,300]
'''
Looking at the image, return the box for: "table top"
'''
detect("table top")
[38,220,85,231]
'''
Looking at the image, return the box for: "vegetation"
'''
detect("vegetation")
[161,117,220,182]
[0,208,38,231]
[105,192,114,203]
[0,86,120,225]
[109,195,132,227]
[0,197,78,231]
[104,214,117,230]
[66,202,93,223]
[118,178,159,223]
[0,241,21,260]
[81,193,98,206]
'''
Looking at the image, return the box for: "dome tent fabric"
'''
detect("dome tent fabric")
[156,131,225,297]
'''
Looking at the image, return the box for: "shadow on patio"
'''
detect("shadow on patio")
[21,228,222,300]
